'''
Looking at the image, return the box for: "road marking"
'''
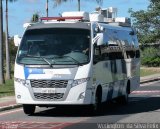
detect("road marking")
[0,115,90,129]
[132,90,160,94]
[17,122,72,129]
[0,122,73,129]
[0,108,90,128]
[0,108,23,116]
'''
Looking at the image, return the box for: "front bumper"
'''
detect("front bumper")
[14,81,93,105]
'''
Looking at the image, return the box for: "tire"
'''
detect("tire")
[118,92,128,105]
[23,104,35,115]
[117,85,129,105]
[92,88,102,114]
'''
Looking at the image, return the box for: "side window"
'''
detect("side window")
[93,45,101,64]
[109,52,124,60]
[107,29,118,46]
[136,50,140,58]
[94,45,101,56]
[126,50,135,58]
[101,45,109,60]
[117,30,129,46]
[131,35,139,48]
[117,30,137,59]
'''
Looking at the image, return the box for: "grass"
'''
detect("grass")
[0,64,15,98]
[0,79,14,98]
[140,67,160,77]
[0,67,159,98]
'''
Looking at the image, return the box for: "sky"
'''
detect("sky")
[3,0,150,36]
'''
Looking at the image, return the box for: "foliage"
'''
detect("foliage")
[141,47,159,58]
[141,47,160,67]
[129,0,160,44]
[9,37,17,63]
[53,0,103,7]
[31,13,39,23]
[0,0,4,84]
[140,68,160,77]
[53,0,68,7]
[2,33,17,63]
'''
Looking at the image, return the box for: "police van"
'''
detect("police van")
[14,7,140,115]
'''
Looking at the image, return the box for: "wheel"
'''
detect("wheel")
[92,88,102,114]
[117,85,129,105]
[23,104,35,115]
[118,92,128,105]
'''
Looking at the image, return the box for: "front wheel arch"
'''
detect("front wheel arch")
[96,85,102,101]
[92,85,102,112]
[127,80,131,94]
[117,80,130,105]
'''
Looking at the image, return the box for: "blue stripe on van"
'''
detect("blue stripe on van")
[24,67,44,79]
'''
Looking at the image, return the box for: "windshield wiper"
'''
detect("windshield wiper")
[61,55,82,66]
[25,55,53,67]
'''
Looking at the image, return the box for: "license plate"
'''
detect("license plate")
[33,88,56,94]
[41,89,56,93]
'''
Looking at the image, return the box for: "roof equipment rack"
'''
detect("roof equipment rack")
[40,16,83,21]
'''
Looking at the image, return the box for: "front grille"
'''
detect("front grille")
[34,93,64,100]
[30,80,68,88]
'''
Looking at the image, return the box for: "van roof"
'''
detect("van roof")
[26,22,91,30]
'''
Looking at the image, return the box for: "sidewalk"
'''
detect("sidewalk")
[0,74,160,112]
[0,96,21,112]
[140,73,160,84]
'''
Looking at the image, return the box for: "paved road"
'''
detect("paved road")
[0,81,160,129]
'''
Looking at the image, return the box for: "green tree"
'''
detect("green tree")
[3,32,17,65]
[0,0,4,84]
[141,47,160,67]
[31,13,39,23]
[9,36,17,64]
[53,0,103,11]
[129,0,160,44]
[4,0,17,80]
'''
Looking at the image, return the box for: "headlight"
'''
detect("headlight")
[71,77,90,87]
[14,78,30,86]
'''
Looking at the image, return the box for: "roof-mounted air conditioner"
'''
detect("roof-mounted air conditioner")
[62,11,90,21]
[89,13,104,22]
[115,17,131,24]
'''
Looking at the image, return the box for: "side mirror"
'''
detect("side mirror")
[92,33,104,46]
[14,35,21,46]
[97,33,104,46]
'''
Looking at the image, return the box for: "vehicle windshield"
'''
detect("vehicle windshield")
[17,28,90,66]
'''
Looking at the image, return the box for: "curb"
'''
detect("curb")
[0,104,22,112]
[0,77,160,113]
[140,77,160,84]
